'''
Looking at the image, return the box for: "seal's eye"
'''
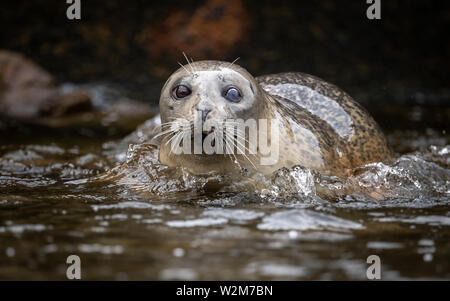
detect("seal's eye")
[172,85,191,99]
[223,87,241,102]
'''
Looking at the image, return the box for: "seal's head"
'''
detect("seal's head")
[158,60,265,174]
[159,60,263,128]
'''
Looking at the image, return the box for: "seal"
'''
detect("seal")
[156,60,392,176]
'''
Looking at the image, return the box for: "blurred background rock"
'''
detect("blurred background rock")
[1,0,449,107]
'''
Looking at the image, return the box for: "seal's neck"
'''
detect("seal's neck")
[256,92,281,121]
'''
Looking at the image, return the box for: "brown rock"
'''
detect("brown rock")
[0,50,59,119]
[143,0,248,59]
[0,50,92,120]
[46,90,92,117]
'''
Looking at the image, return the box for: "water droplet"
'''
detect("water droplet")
[173,248,185,257]
[423,253,433,262]
[6,247,15,257]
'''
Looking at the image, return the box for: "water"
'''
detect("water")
[0,84,449,280]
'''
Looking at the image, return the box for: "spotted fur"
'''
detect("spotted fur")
[257,72,393,174]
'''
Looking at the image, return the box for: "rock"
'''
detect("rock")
[45,90,92,117]
[0,50,92,120]
[144,0,248,58]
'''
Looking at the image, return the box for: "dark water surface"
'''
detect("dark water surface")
[0,84,449,280]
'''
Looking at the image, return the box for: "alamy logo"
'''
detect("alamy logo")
[366,0,381,20]
[366,255,381,279]
[157,118,280,166]
[66,0,81,20]
[66,255,81,279]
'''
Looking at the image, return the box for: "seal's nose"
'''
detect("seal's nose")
[196,108,211,122]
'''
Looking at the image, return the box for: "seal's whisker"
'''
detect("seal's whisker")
[154,121,181,138]
[182,52,195,74]
[172,131,185,153]
[224,128,243,169]
[165,119,193,149]
[168,131,184,156]
[233,133,257,158]
[165,130,182,146]
[177,61,192,75]
[167,115,188,122]
[228,57,240,68]
[237,147,257,169]
[160,120,179,127]
[233,138,254,161]
[177,127,194,153]
[167,115,184,120]
[154,126,176,138]
[154,129,174,139]
[221,127,240,166]
[221,123,258,157]
[224,136,240,168]
[223,125,256,162]
[159,124,176,130]
[155,123,174,137]
[160,121,176,125]
[233,131,258,157]
[226,128,256,169]
[222,137,234,164]
[189,56,197,73]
